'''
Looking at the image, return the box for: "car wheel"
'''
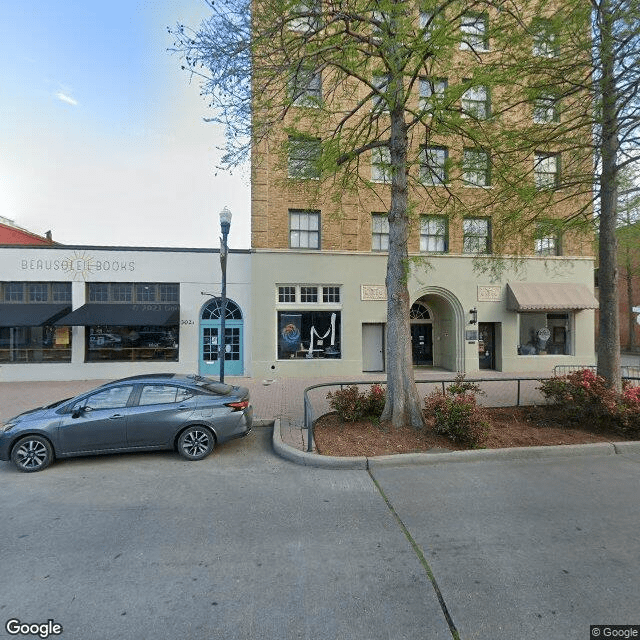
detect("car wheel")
[178,426,214,461]
[11,436,54,473]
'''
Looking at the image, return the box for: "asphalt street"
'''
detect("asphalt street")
[1,425,639,640]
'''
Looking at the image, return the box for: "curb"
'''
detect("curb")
[271,419,640,469]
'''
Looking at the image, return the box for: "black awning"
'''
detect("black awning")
[54,304,180,327]
[0,304,72,327]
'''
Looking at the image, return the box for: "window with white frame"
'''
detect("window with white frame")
[535,222,562,256]
[288,136,321,179]
[372,73,390,112]
[461,84,490,119]
[534,152,560,189]
[420,146,448,185]
[463,148,491,187]
[278,286,296,303]
[419,77,447,113]
[420,216,447,253]
[289,210,320,249]
[277,285,341,305]
[531,18,558,57]
[290,68,322,106]
[371,146,391,183]
[460,13,488,51]
[372,213,389,251]
[533,93,559,124]
[300,286,318,303]
[463,218,491,254]
[322,286,340,303]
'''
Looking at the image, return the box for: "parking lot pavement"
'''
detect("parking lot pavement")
[0,428,452,640]
[370,453,640,640]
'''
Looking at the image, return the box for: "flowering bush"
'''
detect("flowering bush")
[424,375,489,447]
[327,384,387,422]
[538,369,640,438]
[424,392,489,447]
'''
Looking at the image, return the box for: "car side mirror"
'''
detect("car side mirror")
[72,405,91,418]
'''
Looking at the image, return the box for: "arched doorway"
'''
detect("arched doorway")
[199,298,244,377]
[411,288,465,372]
[410,301,433,366]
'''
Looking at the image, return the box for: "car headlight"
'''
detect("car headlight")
[1,422,17,433]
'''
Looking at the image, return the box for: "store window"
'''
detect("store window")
[85,282,179,362]
[276,284,341,359]
[518,312,571,355]
[0,282,72,363]
[278,311,341,359]
[87,326,178,362]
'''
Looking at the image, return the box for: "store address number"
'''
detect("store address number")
[181,319,195,325]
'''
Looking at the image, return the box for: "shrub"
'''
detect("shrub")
[327,384,387,422]
[424,375,489,447]
[538,369,640,438]
[447,373,485,397]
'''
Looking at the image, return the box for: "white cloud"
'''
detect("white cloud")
[56,92,78,106]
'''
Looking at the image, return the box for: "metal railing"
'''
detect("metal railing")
[303,371,640,452]
[554,364,640,379]
[303,376,545,453]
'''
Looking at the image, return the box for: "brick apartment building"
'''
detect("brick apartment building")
[248,1,599,379]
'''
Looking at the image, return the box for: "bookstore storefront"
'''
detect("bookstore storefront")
[0,246,251,382]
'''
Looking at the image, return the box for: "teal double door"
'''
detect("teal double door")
[199,298,244,377]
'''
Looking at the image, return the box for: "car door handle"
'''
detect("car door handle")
[109,414,124,419]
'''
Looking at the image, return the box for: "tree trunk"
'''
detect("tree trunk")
[380,99,425,429]
[596,1,622,391]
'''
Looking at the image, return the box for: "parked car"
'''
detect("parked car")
[0,374,253,472]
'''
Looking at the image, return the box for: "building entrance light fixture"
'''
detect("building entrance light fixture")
[469,307,478,325]
[218,206,232,384]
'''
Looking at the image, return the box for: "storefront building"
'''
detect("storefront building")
[0,245,251,382]
[250,250,598,380]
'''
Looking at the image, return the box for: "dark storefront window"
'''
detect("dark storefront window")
[86,326,179,362]
[84,283,180,362]
[277,310,341,359]
[0,282,72,363]
[0,326,72,363]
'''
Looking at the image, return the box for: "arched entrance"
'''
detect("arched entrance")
[410,301,433,366]
[199,298,244,377]
[411,288,465,372]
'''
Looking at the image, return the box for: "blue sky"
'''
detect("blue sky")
[0,0,250,248]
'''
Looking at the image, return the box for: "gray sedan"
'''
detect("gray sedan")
[0,374,253,472]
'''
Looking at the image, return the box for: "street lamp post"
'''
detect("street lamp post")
[218,206,232,384]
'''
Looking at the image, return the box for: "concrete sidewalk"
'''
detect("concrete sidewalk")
[0,368,558,453]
